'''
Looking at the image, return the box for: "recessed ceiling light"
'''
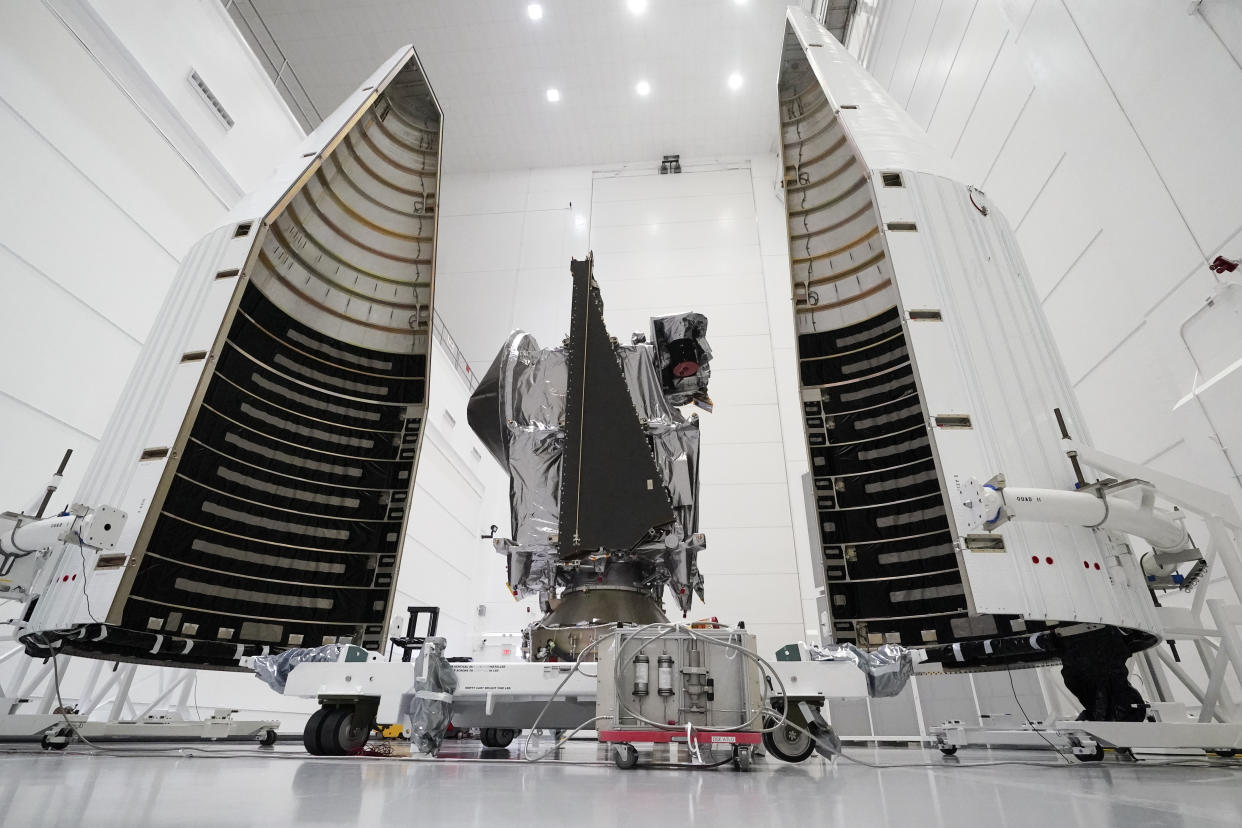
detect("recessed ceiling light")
[728,72,743,91]
[546,88,561,102]
[627,0,648,15]
[635,80,651,96]
[527,3,543,20]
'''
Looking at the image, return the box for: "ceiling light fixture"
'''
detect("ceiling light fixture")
[728,72,743,91]
[546,88,561,102]
[527,3,543,20]
[635,79,651,96]
[627,0,648,15]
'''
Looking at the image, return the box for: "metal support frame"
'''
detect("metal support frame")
[931,439,1242,756]
[0,638,279,745]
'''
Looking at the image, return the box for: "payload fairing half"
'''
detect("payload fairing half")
[19,48,442,667]
[779,8,1161,668]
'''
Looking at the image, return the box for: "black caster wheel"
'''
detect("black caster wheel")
[319,707,370,756]
[1074,744,1104,762]
[763,720,815,763]
[303,707,330,755]
[40,732,69,751]
[257,728,278,747]
[613,743,638,770]
[939,746,958,756]
[492,728,517,748]
[733,746,752,772]
[479,728,497,748]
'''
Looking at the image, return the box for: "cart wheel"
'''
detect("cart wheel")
[613,743,638,770]
[303,707,330,755]
[939,746,958,756]
[479,728,497,748]
[492,728,517,748]
[733,746,752,772]
[762,719,815,763]
[320,707,371,756]
[257,728,278,747]
[1074,744,1104,762]
[310,705,367,759]
[40,732,69,751]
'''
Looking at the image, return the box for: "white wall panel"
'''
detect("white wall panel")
[511,267,572,349]
[591,192,756,228]
[591,168,752,202]
[0,3,223,259]
[698,443,788,486]
[600,272,765,312]
[1063,0,1242,252]
[589,245,759,281]
[922,1,1010,152]
[884,0,938,107]
[706,367,779,407]
[589,218,760,255]
[88,0,305,192]
[519,209,575,270]
[704,527,799,575]
[1015,153,1101,299]
[699,483,792,530]
[0,105,179,340]
[432,268,524,368]
[434,213,526,273]
[0,251,140,439]
[904,0,978,130]
[696,403,782,446]
[707,334,775,371]
[977,89,1065,222]
[438,170,531,216]
[950,34,1033,182]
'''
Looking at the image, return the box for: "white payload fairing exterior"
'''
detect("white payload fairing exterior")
[779,8,1161,666]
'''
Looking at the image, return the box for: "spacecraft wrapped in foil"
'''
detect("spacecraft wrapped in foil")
[467,257,709,617]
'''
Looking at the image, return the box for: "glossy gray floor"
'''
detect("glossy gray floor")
[1,739,1240,827]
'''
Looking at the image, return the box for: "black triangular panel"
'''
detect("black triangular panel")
[558,256,675,554]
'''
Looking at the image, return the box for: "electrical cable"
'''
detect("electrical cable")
[757,708,1240,772]
[74,532,99,623]
[520,637,604,761]
[1006,664,1072,764]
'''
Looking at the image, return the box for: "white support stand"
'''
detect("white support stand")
[931,440,1242,759]
[0,639,279,749]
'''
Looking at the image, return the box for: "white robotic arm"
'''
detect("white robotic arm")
[0,451,126,605]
